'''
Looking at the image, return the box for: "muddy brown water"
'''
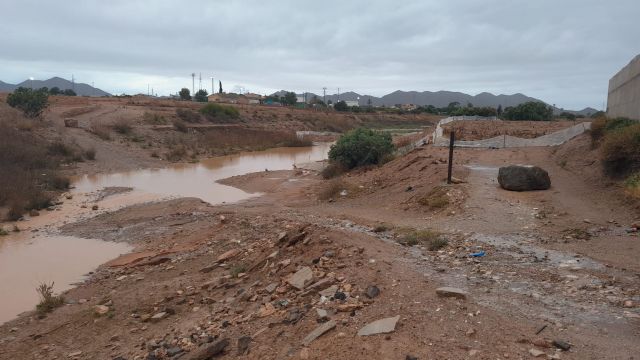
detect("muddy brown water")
[0,144,332,324]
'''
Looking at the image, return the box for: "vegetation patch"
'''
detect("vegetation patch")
[200,103,240,122]
[112,118,133,135]
[143,112,167,125]
[328,128,394,169]
[172,119,188,133]
[502,101,553,121]
[418,186,451,209]
[625,172,640,198]
[318,179,357,201]
[175,108,202,123]
[35,282,65,315]
[397,229,446,249]
[230,263,247,278]
[601,122,640,176]
[6,87,49,118]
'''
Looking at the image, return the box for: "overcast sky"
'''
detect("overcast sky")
[1,0,638,109]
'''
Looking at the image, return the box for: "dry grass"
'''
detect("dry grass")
[321,162,347,179]
[143,111,168,125]
[396,228,446,249]
[90,123,112,140]
[112,118,133,134]
[625,173,640,199]
[35,282,64,315]
[418,186,451,209]
[318,178,357,200]
[601,123,640,176]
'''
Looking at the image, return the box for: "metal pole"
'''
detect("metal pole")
[447,131,455,184]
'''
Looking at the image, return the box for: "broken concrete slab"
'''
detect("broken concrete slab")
[217,249,240,262]
[435,287,468,299]
[357,315,400,336]
[287,266,313,290]
[302,320,337,346]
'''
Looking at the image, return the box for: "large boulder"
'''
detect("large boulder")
[498,165,551,191]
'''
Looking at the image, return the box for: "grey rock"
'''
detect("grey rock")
[237,336,252,355]
[498,165,551,191]
[183,338,229,360]
[316,308,329,320]
[552,340,571,351]
[166,347,183,357]
[319,285,338,297]
[357,315,400,336]
[435,287,468,299]
[302,320,337,346]
[264,283,278,293]
[365,285,380,299]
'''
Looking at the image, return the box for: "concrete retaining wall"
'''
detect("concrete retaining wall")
[608,55,640,120]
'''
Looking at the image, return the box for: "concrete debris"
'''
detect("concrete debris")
[302,320,337,346]
[435,287,468,299]
[287,266,313,290]
[357,315,400,336]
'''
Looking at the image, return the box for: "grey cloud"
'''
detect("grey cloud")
[1,0,638,109]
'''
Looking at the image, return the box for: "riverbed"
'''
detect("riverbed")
[0,143,331,323]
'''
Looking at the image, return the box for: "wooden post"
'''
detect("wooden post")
[447,131,455,184]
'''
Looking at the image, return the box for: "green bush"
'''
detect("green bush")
[328,128,394,169]
[200,103,240,120]
[194,89,208,102]
[176,108,202,123]
[601,123,640,176]
[6,87,49,118]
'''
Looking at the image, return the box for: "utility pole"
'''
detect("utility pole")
[191,73,195,96]
[337,87,340,102]
[147,84,150,96]
[92,82,94,97]
[72,74,75,91]
[211,77,214,95]
[199,73,202,91]
[322,87,327,104]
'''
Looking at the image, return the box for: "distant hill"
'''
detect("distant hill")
[0,80,16,92]
[0,77,110,96]
[273,89,563,109]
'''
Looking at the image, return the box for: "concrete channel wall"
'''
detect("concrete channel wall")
[432,117,591,148]
[608,54,640,120]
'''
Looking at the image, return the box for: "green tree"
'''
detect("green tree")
[218,80,223,94]
[282,92,297,106]
[6,87,49,118]
[496,104,503,117]
[179,88,191,101]
[194,89,208,102]
[63,89,76,96]
[503,101,553,121]
[334,100,349,112]
[328,128,394,169]
[49,87,61,95]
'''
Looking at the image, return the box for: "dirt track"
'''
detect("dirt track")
[0,114,639,359]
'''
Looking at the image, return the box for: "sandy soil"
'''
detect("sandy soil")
[0,113,639,359]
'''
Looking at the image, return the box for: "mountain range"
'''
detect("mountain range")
[274,90,597,116]
[0,77,110,97]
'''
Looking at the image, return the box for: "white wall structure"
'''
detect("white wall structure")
[608,54,640,120]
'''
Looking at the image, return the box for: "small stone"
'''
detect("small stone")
[323,250,335,258]
[316,308,329,320]
[299,347,310,359]
[110,334,121,342]
[469,349,480,357]
[150,312,168,322]
[319,285,338,297]
[552,340,571,351]
[94,305,110,316]
[365,285,380,299]
[533,338,551,348]
[116,275,127,281]
[357,315,400,336]
[528,348,546,357]
[435,287,468,299]
[301,320,336,346]
[623,300,634,308]
[91,205,99,210]
[68,351,82,357]
[264,283,278,293]
[406,356,418,360]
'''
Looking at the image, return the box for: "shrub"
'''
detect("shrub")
[194,89,208,102]
[35,282,64,315]
[6,87,49,118]
[328,128,394,169]
[143,112,167,125]
[229,263,247,278]
[625,172,640,198]
[601,123,640,176]
[112,119,132,134]
[176,108,202,123]
[590,117,608,143]
[166,146,188,161]
[84,148,96,160]
[399,229,444,249]
[0,228,8,236]
[47,142,75,158]
[200,103,240,121]
[321,162,347,179]
[418,186,450,209]
[318,179,352,200]
[90,124,112,140]
[173,119,188,133]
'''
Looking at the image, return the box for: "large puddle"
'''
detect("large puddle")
[0,143,332,323]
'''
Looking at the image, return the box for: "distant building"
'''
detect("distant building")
[399,103,418,111]
[207,92,262,105]
[608,54,640,120]
[345,100,359,107]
